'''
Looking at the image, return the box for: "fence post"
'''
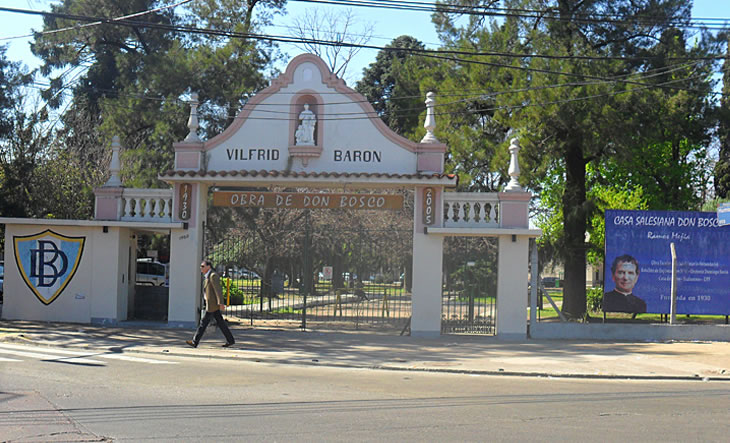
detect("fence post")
[529,238,538,332]
[670,242,678,324]
[301,211,311,330]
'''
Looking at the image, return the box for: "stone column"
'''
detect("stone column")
[411,185,444,337]
[497,234,529,339]
[167,93,207,328]
[496,137,532,339]
[167,182,207,328]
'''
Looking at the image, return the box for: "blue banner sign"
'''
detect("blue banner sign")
[605,209,730,315]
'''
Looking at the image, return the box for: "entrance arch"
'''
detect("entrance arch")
[203,193,414,332]
[54,52,537,337]
[161,53,465,335]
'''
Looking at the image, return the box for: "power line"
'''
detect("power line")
[26,58,711,118]
[1,5,727,63]
[0,1,193,42]
[2,4,724,100]
[55,71,708,124]
[2,5,724,108]
[289,0,730,30]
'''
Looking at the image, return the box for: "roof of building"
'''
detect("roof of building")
[160,169,458,188]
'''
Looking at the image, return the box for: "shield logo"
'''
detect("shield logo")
[13,230,86,305]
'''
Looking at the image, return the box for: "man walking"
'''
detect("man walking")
[186,260,235,348]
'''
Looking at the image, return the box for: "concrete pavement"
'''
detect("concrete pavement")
[2,319,730,380]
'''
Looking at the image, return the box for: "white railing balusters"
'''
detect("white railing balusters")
[442,193,499,228]
[120,189,174,222]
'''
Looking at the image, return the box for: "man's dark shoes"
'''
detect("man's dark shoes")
[185,340,197,348]
[222,342,234,348]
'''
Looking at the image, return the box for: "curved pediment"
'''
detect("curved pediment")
[173,54,446,176]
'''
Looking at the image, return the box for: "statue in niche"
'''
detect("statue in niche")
[295,103,316,146]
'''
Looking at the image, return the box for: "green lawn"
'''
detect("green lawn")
[532,289,729,324]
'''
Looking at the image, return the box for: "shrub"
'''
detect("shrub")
[227,286,251,305]
[587,286,604,312]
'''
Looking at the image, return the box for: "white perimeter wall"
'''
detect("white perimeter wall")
[2,224,131,324]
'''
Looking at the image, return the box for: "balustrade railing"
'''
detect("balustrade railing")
[443,192,499,228]
[121,189,173,222]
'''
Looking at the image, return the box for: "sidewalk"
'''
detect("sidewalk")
[2,320,730,380]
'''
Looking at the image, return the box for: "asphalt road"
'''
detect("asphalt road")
[2,342,730,442]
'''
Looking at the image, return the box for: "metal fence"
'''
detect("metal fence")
[205,220,412,333]
[441,236,497,335]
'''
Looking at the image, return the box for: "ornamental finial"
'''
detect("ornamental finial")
[420,92,439,143]
[504,138,523,192]
[184,92,201,142]
[104,135,123,187]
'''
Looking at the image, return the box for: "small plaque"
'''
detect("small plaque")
[422,187,435,226]
[178,183,192,221]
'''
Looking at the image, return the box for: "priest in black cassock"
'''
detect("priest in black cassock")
[604,254,647,313]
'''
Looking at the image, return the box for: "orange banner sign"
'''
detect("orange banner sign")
[213,192,404,210]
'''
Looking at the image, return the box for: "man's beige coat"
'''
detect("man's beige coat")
[203,271,223,312]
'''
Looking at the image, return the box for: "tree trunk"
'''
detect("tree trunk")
[715,34,730,198]
[561,141,587,318]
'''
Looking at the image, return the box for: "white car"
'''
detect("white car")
[136,259,169,286]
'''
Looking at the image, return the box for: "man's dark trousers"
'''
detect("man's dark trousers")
[192,310,235,345]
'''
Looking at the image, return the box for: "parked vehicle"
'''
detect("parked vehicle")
[136,258,169,286]
[239,269,260,279]
[228,268,259,279]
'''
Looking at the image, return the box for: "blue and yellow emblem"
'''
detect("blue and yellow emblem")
[13,230,86,305]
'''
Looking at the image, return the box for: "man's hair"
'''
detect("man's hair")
[203,259,214,268]
[611,254,639,275]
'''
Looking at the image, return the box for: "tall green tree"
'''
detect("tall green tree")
[0,45,35,221]
[356,36,429,137]
[714,32,730,199]
[0,46,23,138]
[31,0,283,188]
[430,0,718,318]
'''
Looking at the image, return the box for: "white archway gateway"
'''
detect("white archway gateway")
[1,54,540,338]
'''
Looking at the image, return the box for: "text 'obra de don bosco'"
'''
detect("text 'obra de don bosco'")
[212,191,403,210]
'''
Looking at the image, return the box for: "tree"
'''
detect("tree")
[189,0,286,37]
[514,0,716,318]
[291,7,374,81]
[0,45,35,221]
[714,32,730,198]
[0,45,31,141]
[31,0,284,188]
[430,0,718,318]
[356,36,430,137]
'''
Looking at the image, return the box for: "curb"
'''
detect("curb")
[5,335,730,382]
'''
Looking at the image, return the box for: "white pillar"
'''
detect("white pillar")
[411,185,444,336]
[411,232,444,336]
[167,182,207,328]
[497,234,529,340]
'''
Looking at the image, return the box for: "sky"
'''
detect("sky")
[0,0,728,87]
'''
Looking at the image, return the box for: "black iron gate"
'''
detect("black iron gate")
[204,214,412,333]
[441,237,497,335]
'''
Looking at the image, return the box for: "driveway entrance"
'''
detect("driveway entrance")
[204,202,413,333]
